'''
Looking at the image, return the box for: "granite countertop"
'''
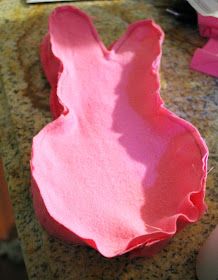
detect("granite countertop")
[0,0,217,279]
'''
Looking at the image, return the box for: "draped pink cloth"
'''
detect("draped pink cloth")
[31,6,208,258]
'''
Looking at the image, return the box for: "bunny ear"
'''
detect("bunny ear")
[111,21,164,116]
[49,6,107,63]
[112,20,163,64]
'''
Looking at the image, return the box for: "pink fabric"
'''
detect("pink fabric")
[31,6,208,258]
[191,14,218,77]
[198,14,218,38]
[191,38,218,77]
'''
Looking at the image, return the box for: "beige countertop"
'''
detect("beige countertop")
[0,0,217,279]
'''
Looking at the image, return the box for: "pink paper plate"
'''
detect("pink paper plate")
[31,6,208,258]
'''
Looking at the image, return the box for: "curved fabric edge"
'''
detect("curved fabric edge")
[47,5,164,118]
[31,5,209,258]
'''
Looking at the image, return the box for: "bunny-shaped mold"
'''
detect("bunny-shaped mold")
[31,6,208,258]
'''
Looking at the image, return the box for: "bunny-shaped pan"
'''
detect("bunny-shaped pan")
[31,6,208,258]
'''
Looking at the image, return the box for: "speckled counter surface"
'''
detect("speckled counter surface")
[0,0,217,279]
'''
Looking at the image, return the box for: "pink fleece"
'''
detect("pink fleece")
[31,6,208,258]
[191,14,218,77]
